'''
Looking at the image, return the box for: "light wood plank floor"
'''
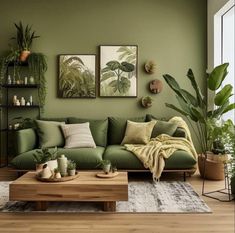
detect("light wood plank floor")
[0,167,234,233]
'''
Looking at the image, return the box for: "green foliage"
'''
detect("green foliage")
[59,56,95,98]
[163,63,234,153]
[97,159,111,168]
[11,117,35,129]
[67,160,76,170]
[33,147,58,164]
[11,21,39,51]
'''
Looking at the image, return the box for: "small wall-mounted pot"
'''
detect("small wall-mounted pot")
[149,79,163,94]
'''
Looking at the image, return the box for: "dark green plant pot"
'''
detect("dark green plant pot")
[231,176,235,194]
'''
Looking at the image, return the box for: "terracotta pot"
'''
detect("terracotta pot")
[20,50,31,62]
[198,154,225,180]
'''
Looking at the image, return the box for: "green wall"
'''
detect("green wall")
[0,0,207,119]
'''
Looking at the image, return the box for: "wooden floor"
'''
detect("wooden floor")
[0,167,234,233]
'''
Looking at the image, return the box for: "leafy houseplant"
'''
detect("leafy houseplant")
[163,63,234,154]
[163,63,235,182]
[11,21,40,62]
[98,160,111,174]
[67,160,76,176]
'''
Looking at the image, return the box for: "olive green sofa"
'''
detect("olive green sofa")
[10,115,197,174]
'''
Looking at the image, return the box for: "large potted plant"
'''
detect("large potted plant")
[163,63,235,179]
[11,21,40,62]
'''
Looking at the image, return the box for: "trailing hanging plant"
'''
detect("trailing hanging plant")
[28,52,47,112]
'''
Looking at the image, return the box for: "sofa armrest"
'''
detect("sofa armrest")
[15,128,37,154]
[173,127,186,138]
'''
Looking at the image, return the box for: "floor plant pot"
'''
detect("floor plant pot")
[198,153,225,180]
[20,50,30,62]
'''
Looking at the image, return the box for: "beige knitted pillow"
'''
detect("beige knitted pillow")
[121,120,156,145]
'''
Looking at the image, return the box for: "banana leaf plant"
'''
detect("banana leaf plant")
[163,63,235,153]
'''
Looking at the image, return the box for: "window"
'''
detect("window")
[214,1,235,122]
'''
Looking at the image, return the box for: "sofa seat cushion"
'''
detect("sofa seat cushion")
[103,145,196,170]
[103,145,145,169]
[10,147,105,170]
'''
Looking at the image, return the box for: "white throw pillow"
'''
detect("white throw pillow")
[61,123,96,148]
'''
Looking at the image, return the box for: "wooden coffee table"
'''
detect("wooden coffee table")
[9,171,128,211]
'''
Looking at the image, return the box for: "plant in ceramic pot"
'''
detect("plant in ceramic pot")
[47,147,58,171]
[11,21,40,62]
[67,160,76,176]
[33,149,51,172]
[98,160,111,174]
[163,63,234,154]
[141,96,153,108]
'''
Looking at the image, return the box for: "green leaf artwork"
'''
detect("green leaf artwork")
[100,46,137,97]
[58,55,96,98]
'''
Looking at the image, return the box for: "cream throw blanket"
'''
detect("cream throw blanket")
[125,117,198,179]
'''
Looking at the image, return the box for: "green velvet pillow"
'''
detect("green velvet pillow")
[68,118,108,147]
[35,120,65,148]
[108,116,146,145]
[151,120,178,138]
[146,114,178,137]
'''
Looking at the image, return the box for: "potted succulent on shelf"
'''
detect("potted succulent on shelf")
[98,160,112,174]
[11,21,40,62]
[67,160,76,176]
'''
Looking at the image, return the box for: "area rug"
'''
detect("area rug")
[0,181,211,213]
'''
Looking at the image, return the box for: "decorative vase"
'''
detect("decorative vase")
[103,164,111,174]
[20,50,30,62]
[40,164,52,179]
[55,172,61,179]
[57,154,68,177]
[68,169,76,176]
[198,154,225,180]
[47,159,58,171]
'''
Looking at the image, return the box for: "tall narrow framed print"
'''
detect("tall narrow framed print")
[100,45,138,97]
[58,54,96,98]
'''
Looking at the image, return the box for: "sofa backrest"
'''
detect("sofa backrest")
[108,116,146,145]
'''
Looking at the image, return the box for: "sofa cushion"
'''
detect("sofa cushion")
[103,145,145,169]
[103,145,196,170]
[40,117,68,123]
[108,116,146,145]
[10,147,105,170]
[146,114,178,137]
[35,120,65,148]
[68,117,108,147]
[121,120,156,145]
[61,123,96,148]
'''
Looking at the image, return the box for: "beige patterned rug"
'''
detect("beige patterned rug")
[0,181,211,213]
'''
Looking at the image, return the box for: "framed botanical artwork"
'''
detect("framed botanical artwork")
[99,45,138,97]
[58,54,96,98]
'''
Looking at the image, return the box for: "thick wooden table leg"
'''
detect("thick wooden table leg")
[103,201,116,211]
[35,201,48,211]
